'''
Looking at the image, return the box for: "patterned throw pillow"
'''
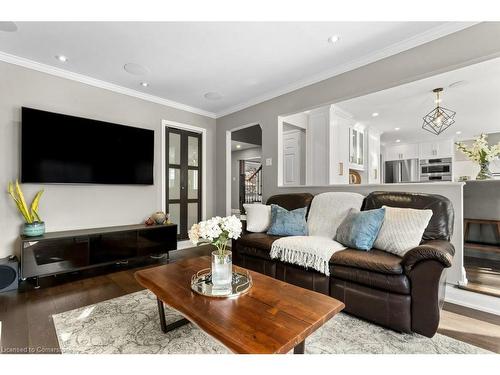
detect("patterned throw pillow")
[335,208,386,250]
[373,206,433,256]
[266,204,308,236]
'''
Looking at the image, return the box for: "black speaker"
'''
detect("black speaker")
[0,256,19,292]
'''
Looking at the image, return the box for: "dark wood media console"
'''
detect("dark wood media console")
[20,223,177,287]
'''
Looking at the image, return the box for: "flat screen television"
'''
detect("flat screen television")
[21,107,154,184]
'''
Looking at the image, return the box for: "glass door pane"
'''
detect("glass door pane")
[169,133,181,164]
[188,136,199,166]
[168,168,181,199]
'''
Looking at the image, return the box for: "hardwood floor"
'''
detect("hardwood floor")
[0,246,499,354]
[461,256,500,298]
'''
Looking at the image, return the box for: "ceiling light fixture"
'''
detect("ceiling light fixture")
[204,92,223,101]
[0,21,18,32]
[328,35,340,44]
[123,63,149,76]
[371,112,379,117]
[396,139,401,143]
[140,82,149,87]
[236,144,241,149]
[456,131,462,135]
[422,88,456,136]
[394,127,400,131]
[55,55,68,62]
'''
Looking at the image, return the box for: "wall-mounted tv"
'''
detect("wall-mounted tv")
[21,107,154,185]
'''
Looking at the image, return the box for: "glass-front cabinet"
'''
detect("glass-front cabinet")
[349,127,364,170]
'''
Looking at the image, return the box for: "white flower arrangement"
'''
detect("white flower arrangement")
[456,133,500,164]
[188,215,242,256]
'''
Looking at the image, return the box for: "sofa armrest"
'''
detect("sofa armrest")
[402,240,454,273]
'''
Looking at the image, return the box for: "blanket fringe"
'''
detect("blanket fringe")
[270,244,330,276]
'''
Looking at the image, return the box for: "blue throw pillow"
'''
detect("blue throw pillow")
[335,208,385,250]
[266,204,308,236]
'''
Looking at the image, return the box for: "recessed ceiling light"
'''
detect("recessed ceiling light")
[394,127,400,131]
[456,131,462,135]
[236,144,241,149]
[395,139,401,143]
[328,35,340,44]
[140,82,149,87]
[0,21,18,32]
[204,92,223,101]
[123,63,149,76]
[372,112,379,117]
[55,55,68,62]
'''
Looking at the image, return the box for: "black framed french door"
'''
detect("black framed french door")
[166,127,202,240]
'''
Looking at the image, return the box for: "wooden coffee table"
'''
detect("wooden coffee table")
[134,256,344,354]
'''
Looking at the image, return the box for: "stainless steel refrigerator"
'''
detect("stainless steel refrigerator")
[384,159,419,183]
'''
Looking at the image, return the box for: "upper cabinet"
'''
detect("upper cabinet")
[349,127,365,170]
[367,128,381,184]
[419,139,454,159]
[385,143,419,161]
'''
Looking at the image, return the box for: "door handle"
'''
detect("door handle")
[339,162,343,176]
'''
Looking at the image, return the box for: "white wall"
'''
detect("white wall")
[0,61,216,258]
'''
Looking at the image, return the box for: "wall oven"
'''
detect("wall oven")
[420,158,452,181]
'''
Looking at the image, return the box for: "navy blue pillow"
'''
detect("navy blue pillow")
[335,208,385,250]
[266,204,308,236]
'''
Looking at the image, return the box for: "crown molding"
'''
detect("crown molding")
[215,22,479,118]
[0,51,217,119]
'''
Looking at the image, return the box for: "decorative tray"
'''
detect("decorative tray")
[190,268,253,298]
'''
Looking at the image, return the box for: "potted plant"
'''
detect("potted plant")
[456,134,500,180]
[7,181,45,237]
[188,216,242,290]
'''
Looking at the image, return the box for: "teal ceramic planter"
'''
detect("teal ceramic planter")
[23,222,45,237]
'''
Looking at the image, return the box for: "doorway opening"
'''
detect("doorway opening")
[228,124,262,217]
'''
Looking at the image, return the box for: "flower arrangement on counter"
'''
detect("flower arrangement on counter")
[456,134,500,180]
[188,215,242,256]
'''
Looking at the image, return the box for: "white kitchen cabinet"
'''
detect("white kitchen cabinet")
[329,107,351,184]
[367,128,381,183]
[419,139,454,159]
[385,143,419,161]
[349,127,365,170]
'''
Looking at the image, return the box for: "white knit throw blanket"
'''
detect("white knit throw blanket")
[270,236,346,276]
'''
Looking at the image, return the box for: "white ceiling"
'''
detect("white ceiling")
[0,22,475,118]
[336,57,500,145]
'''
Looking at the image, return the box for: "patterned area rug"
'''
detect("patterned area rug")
[52,290,488,354]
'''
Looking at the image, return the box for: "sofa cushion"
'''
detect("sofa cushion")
[331,265,410,294]
[330,248,403,275]
[243,203,271,233]
[373,206,433,256]
[267,205,308,236]
[237,233,282,252]
[363,191,454,241]
[307,192,364,238]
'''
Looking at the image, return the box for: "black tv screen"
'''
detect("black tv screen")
[21,107,154,184]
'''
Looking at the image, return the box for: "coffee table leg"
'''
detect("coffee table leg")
[157,297,190,333]
[293,340,305,354]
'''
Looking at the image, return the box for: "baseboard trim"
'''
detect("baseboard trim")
[445,284,500,316]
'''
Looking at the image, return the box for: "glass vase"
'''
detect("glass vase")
[476,162,493,180]
[211,250,232,291]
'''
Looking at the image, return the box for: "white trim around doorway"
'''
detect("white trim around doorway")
[161,119,207,221]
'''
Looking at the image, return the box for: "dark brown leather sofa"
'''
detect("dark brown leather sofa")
[232,191,455,337]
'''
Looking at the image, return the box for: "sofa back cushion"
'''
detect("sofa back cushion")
[266,193,314,214]
[308,192,365,238]
[362,191,454,241]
